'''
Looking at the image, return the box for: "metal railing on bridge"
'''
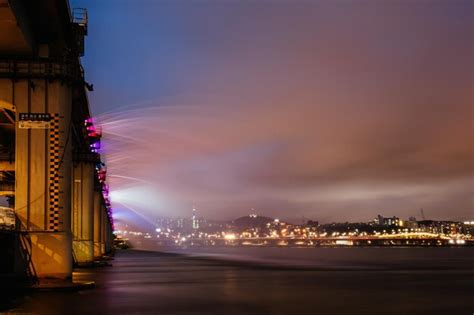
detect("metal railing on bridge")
[0,59,84,82]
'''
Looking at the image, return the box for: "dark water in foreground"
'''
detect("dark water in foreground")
[3,247,474,315]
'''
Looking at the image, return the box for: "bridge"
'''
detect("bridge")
[130,232,473,250]
[0,0,113,283]
[222,234,472,246]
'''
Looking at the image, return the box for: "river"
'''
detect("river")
[3,247,473,315]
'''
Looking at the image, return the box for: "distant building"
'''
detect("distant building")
[405,217,418,230]
[197,217,206,230]
[176,217,185,229]
[374,214,400,226]
[155,217,173,230]
[462,221,474,235]
[417,220,463,235]
[192,206,199,230]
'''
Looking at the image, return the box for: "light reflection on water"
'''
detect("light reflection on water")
[135,242,474,270]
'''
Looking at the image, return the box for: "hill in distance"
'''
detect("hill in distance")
[232,214,275,229]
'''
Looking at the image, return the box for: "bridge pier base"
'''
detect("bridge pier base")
[93,190,103,258]
[101,204,108,255]
[29,231,73,279]
[0,78,75,280]
[72,162,95,265]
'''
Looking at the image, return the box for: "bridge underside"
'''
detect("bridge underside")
[0,0,33,54]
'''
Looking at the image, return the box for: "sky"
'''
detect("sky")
[71,0,473,224]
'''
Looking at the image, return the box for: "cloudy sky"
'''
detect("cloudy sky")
[72,0,473,223]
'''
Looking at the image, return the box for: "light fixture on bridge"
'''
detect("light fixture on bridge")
[90,140,101,153]
[85,117,102,138]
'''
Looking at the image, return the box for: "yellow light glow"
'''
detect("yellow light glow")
[224,233,236,240]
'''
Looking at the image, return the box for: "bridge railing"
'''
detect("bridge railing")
[0,59,84,82]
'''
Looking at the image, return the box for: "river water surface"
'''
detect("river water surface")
[3,247,474,315]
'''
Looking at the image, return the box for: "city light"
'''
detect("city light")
[223,233,237,240]
[111,212,473,248]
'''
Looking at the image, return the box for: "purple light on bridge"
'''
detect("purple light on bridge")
[90,140,101,153]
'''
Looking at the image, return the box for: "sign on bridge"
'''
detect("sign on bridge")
[18,113,51,129]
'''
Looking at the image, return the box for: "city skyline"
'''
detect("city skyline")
[119,205,473,227]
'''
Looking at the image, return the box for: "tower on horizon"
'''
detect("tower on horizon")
[192,205,199,230]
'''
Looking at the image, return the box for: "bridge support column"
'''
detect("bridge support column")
[3,79,74,279]
[104,215,112,254]
[93,190,102,258]
[71,161,95,265]
[101,204,107,255]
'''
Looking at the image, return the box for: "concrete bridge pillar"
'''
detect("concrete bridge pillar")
[0,79,74,279]
[104,215,113,254]
[93,189,102,258]
[71,161,95,264]
[101,203,107,255]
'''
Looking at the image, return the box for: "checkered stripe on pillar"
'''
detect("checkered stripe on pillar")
[49,114,61,231]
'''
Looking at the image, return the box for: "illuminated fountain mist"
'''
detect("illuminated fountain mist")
[97,103,231,228]
[96,99,302,227]
[97,88,474,228]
